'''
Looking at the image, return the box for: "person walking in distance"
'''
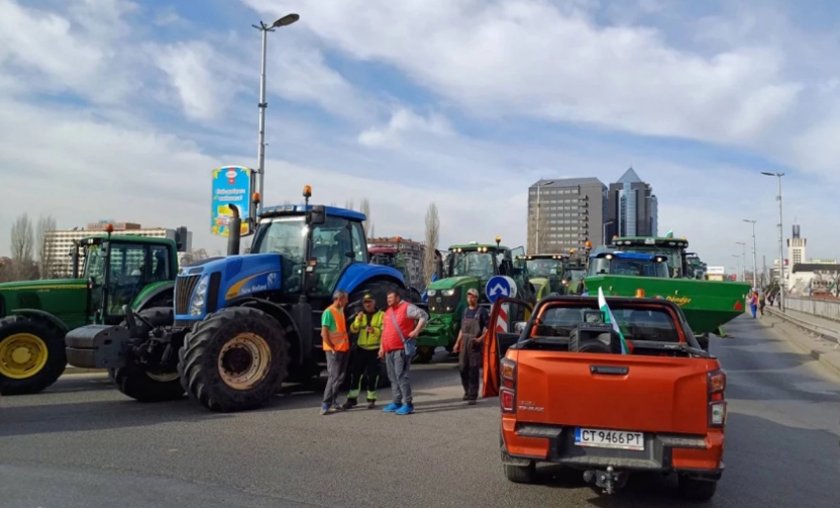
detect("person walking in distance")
[758,291,766,317]
[453,288,489,405]
[748,290,759,319]
[343,293,384,409]
[379,289,428,415]
[321,290,350,415]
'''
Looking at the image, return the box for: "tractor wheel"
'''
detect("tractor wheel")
[413,345,436,364]
[178,307,288,412]
[348,280,403,315]
[568,330,612,354]
[0,316,66,395]
[112,307,183,402]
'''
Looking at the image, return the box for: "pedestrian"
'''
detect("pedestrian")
[748,290,758,319]
[453,288,489,405]
[321,290,350,415]
[379,289,428,415]
[759,291,766,316]
[342,293,384,410]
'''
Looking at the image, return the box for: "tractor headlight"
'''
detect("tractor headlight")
[189,275,210,316]
[427,289,437,297]
[442,289,456,297]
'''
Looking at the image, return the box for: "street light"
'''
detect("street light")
[743,218,758,289]
[534,180,554,253]
[735,241,747,282]
[731,254,742,282]
[251,13,300,224]
[761,171,785,311]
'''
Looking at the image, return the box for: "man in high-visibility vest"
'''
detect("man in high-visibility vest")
[342,293,384,409]
[321,290,350,415]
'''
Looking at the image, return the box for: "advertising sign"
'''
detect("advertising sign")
[211,166,252,237]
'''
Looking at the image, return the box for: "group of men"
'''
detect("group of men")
[319,286,490,415]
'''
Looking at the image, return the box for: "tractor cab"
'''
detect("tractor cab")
[520,254,568,298]
[80,236,177,324]
[587,250,670,278]
[250,205,369,301]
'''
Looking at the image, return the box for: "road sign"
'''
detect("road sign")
[211,166,252,237]
[486,275,517,303]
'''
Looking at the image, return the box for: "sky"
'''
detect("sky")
[1,0,839,274]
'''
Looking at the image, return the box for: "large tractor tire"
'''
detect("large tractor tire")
[413,345,436,364]
[0,315,66,395]
[111,307,183,402]
[348,279,403,315]
[178,307,288,412]
[568,330,612,354]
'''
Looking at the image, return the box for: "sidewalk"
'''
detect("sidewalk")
[761,307,840,377]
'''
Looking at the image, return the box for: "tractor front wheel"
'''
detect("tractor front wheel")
[0,316,66,395]
[112,307,183,402]
[178,307,288,412]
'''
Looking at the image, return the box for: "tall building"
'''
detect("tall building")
[527,178,607,254]
[787,224,806,266]
[42,222,192,278]
[605,167,658,241]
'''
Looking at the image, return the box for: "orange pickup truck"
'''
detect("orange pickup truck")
[494,296,726,500]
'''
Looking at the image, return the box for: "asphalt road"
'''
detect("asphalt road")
[1,315,839,508]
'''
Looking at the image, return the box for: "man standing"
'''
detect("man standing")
[379,289,428,415]
[343,293,384,409]
[453,288,489,404]
[321,290,350,415]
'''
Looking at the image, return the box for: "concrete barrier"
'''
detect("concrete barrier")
[785,297,840,322]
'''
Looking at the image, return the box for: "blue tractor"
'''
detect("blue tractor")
[66,188,406,412]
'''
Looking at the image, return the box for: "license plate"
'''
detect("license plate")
[574,428,644,451]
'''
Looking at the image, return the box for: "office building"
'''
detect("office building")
[787,225,806,267]
[527,178,607,254]
[605,167,658,241]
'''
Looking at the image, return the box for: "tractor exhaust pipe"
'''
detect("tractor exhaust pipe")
[227,204,241,256]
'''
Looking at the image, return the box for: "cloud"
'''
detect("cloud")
[358,108,453,147]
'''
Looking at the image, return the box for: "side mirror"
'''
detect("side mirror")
[345,250,356,259]
[309,205,326,225]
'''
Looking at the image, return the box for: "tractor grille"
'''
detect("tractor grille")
[175,275,201,315]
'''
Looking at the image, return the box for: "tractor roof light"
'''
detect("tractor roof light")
[303,184,312,198]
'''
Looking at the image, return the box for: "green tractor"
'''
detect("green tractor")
[519,254,569,300]
[0,234,178,395]
[416,239,534,362]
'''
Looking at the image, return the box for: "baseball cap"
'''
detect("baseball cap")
[363,293,375,301]
[466,288,479,297]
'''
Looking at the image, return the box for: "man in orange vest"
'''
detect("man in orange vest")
[321,290,350,415]
[379,288,428,415]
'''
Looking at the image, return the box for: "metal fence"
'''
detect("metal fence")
[785,297,840,322]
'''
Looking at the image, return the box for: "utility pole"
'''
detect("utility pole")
[743,219,758,289]
[761,172,785,311]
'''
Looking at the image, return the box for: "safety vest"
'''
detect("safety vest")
[350,310,384,350]
[323,304,350,352]
[382,302,416,353]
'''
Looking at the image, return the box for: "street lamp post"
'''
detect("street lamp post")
[736,241,747,282]
[731,254,742,282]
[761,172,785,311]
[743,218,758,289]
[534,180,554,253]
[251,13,299,224]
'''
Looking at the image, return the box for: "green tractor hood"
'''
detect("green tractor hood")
[427,275,480,291]
[0,277,89,329]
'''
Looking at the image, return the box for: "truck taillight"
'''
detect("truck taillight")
[500,358,516,413]
[708,369,726,427]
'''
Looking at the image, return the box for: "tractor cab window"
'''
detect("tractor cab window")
[252,216,307,293]
[310,217,356,294]
[349,221,368,263]
[149,246,171,282]
[108,244,148,316]
[527,259,563,277]
[451,251,496,278]
[83,244,106,284]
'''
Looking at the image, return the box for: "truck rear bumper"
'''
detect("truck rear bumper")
[501,420,723,477]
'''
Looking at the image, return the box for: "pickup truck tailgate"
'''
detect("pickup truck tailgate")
[513,351,715,435]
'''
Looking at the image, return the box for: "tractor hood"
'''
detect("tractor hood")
[427,276,479,291]
[0,278,87,292]
[174,253,283,321]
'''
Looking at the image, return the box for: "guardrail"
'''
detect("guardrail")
[766,307,840,347]
[784,297,840,322]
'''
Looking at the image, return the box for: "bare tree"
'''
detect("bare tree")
[360,198,372,236]
[10,213,37,280]
[36,214,57,278]
[423,203,440,284]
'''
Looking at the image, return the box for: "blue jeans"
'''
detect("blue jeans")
[385,350,412,405]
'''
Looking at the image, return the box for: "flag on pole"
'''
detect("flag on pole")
[598,287,634,354]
